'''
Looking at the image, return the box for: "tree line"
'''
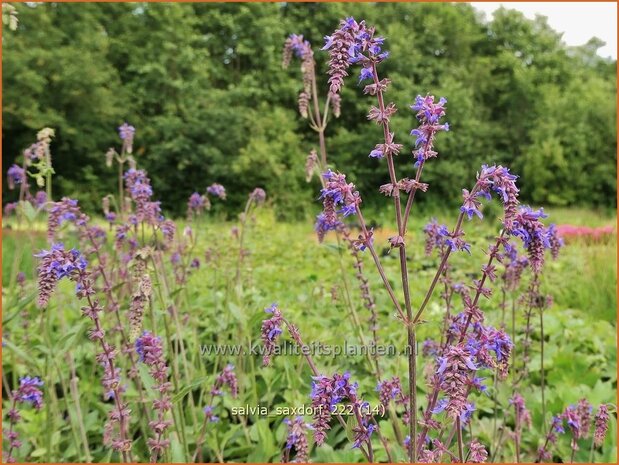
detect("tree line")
[3,2,616,218]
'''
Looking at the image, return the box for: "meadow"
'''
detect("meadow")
[2,203,616,462]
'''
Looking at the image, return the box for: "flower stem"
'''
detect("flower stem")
[309,64,328,166]
[456,418,464,462]
[235,197,254,285]
[85,292,132,462]
[6,397,18,463]
[354,206,407,323]
[370,60,418,461]
[193,392,216,462]
[45,145,52,201]
[117,158,125,220]
[402,162,426,235]
[540,310,546,434]
[514,403,521,463]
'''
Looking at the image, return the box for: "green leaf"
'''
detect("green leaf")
[3,338,41,369]
[248,419,276,461]
[171,376,210,403]
[30,448,48,458]
[57,319,89,353]
[170,437,185,463]
[169,287,185,299]
[345,413,357,445]
[227,302,244,324]
[20,200,37,223]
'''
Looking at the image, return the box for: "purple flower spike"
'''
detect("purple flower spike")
[250,187,266,204]
[315,170,361,242]
[206,183,226,200]
[575,398,593,437]
[469,439,488,463]
[118,122,135,153]
[35,241,133,454]
[4,202,18,216]
[510,394,532,429]
[188,192,208,215]
[35,243,88,308]
[261,303,284,366]
[5,376,45,462]
[16,376,44,410]
[594,404,610,446]
[118,122,135,141]
[323,19,358,95]
[214,364,238,399]
[436,344,477,419]
[474,164,520,229]
[33,191,47,208]
[376,377,402,408]
[124,169,166,226]
[546,223,564,260]
[203,405,219,423]
[409,95,449,167]
[323,18,387,95]
[423,218,449,255]
[310,372,359,445]
[7,164,26,190]
[47,197,90,243]
[136,331,173,461]
[282,416,311,462]
[511,206,550,274]
[282,34,313,68]
[198,364,239,456]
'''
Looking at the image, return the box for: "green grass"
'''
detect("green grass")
[2,206,617,463]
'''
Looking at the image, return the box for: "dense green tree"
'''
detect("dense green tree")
[3,2,616,217]
[3,3,126,206]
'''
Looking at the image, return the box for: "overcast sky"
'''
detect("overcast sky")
[471,2,617,59]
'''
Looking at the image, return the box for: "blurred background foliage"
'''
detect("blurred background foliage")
[2,2,617,217]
